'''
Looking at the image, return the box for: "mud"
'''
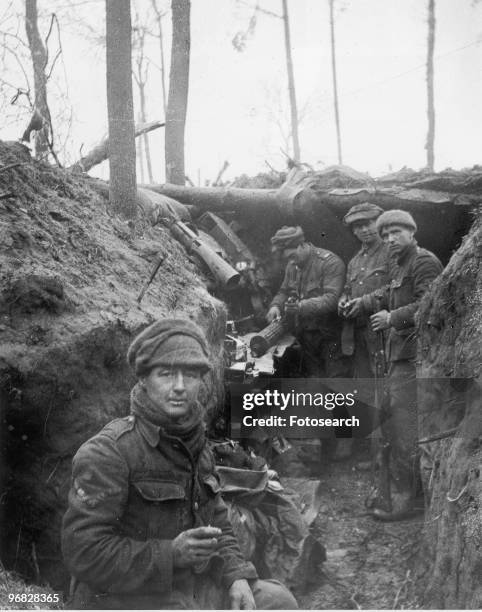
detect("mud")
[295,449,423,610]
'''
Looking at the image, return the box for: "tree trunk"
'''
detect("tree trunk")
[136,115,145,183]
[426,0,436,172]
[165,0,190,185]
[105,0,137,220]
[139,82,154,182]
[281,0,300,162]
[25,0,50,158]
[329,0,342,165]
[151,0,168,116]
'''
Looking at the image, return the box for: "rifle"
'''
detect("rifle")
[166,219,240,289]
[369,298,391,513]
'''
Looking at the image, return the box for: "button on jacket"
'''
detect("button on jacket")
[345,237,390,304]
[61,415,257,609]
[361,241,442,362]
[270,243,346,338]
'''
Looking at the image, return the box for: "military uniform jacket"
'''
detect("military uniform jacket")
[270,243,346,337]
[61,415,257,609]
[361,241,442,362]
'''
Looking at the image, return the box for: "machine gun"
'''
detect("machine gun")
[197,212,273,315]
[165,218,240,290]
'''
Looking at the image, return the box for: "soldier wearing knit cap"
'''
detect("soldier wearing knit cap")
[345,210,443,521]
[62,318,297,610]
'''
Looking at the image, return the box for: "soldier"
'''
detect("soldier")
[61,318,297,609]
[336,203,390,460]
[266,226,346,472]
[345,210,443,520]
[266,225,346,378]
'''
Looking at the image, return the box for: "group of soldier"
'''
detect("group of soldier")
[265,203,443,521]
[59,202,443,609]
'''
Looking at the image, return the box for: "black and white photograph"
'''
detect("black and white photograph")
[0,0,480,609]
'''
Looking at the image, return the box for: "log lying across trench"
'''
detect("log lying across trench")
[143,166,478,264]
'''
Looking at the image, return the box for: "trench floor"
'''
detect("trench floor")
[293,448,424,610]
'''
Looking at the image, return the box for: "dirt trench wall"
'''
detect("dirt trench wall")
[414,212,481,608]
[0,141,226,589]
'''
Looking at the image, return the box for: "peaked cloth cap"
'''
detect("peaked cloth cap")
[127,318,211,376]
[376,209,417,234]
[270,226,305,251]
[343,202,383,226]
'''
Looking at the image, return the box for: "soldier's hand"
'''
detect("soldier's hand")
[344,298,363,318]
[266,306,281,323]
[284,300,299,315]
[172,526,222,568]
[370,310,391,331]
[338,297,349,317]
[229,579,256,610]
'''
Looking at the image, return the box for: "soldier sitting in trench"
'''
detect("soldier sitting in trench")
[61,318,297,609]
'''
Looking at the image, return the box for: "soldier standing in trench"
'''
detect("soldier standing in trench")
[61,318,297,609]
[336,203,390,461]
[266,226,347,470]
[344,210,443,520]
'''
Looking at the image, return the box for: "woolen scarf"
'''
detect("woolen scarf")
[130,382,206,458]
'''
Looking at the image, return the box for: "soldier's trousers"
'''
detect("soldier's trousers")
[383,360,420,495]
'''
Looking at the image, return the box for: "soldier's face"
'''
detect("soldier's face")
[352,219,377,244]
[142,366,202,420]
[282,243,309,265]
[380,224,415,255]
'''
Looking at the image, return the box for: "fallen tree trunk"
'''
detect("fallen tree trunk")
[143,167,321,217]
[144,166,475,264]
[88,178,190,223]
[70,120,165,173]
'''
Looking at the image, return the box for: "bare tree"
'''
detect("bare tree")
[133,21,154,182]
[426,0,436,172]
[232,2,301,161]
[150,0,168,117]
[281,0,300,161]
[329,0,342,165]
[105,0,137,220]
[165,0,190,185]
[25,0,49,157]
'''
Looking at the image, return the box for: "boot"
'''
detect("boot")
[371,484,424,521]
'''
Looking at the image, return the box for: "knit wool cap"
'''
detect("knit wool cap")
[127,318,211,376]
[270,226,305,251]
[343,202,383,226]
[376,209,417,234]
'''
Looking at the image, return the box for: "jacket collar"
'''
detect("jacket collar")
[135,415,161,447]
[397,239,418,265]
[360,235,383,255]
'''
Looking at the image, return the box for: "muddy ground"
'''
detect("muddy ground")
[294,448,423,610]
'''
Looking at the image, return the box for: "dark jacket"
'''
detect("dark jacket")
[270,243,346,339]
[61,415,257,609]
[361,241,442,362]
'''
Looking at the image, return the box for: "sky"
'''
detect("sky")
[1,0,481,183]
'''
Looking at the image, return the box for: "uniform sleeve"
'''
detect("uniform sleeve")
[61,434,174,596]
[269,264,293,310]
[389,253,443,330]
[298,253,346,318]
[210,491,258,589]
[360,285,390,314]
